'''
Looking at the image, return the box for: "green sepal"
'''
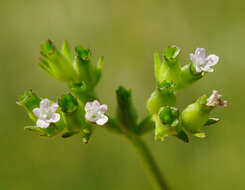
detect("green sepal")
[40,40,77,83]
[24,116,65,137]
[116,86,138,132]
[61,40,73,61]
[163,45,181,65]
[174,130,189,143]
[69,82,96,103]
[204,118,220,126]
[147,81,176,114]
[16,90,41,122]
[193,132,206,139]
[155,46,181,86]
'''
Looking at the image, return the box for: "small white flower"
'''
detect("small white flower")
[190,48,219,73]
[32,99,60,128]
[206,90,227,107]
[85,100,108,125]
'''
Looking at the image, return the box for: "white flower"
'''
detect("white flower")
[85,100,108,125]
[32,99,60,128]
[206,90,227,107]
[190,48,219,73]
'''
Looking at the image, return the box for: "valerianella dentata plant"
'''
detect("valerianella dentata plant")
[17,41,227,190]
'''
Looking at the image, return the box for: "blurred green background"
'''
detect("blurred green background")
[0,0,244,189]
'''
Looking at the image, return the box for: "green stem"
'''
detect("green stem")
[125,133,170,190]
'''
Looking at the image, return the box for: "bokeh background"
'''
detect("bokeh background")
[1,0,244,189]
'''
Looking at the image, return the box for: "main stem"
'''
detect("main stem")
[125,133,170,190]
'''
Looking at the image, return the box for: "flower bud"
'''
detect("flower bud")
[58,94,86,136]
[147,81,176,114]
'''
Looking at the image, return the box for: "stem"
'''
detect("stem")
[125,133,170,190]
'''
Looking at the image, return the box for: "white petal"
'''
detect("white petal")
[85,102,92,111]
[92,100,100,108]
[85,112,97,122]
[48,113,60,123]
[194,64,202,72]
[36,119,50,128]
[33,108,40,118]
[201,66,214,72]
[50,103,59,113]
[195,48,206,58]
[99,104,108,113]
[96,115,108,125]
[189,53,196,63]
[40,99,50,109]
[206,54,219,66]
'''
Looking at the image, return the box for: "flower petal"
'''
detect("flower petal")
[195,48,206,58]
[92,100,100,108]
[189,53,196,63]
[201,66,214,72]
[36,119,50,128]
[206,54,219,67]
[50,103,59,112]
[85,112,97,122]
[96,115,108,125]
[48,113,60,123]
[85,102,92,111]
[33,108,40,118]
[40,99,50,109]
[194,64,202,72]
[99,104,108,113]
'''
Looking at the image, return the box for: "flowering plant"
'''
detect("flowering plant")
[17,41,226,190]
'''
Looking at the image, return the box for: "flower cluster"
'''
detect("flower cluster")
[17,41,226,143]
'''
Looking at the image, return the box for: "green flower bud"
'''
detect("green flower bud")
[181,90,227,136]
[147,81,176,114]
[154,46,181,86]
[58,94,86,136]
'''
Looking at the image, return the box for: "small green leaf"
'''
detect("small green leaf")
[194,132,206,139]
[204,118,220,126]
[175,130,189,143]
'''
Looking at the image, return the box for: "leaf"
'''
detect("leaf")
[175,130,189,143]
[204,118,220,126]
[194,132,206,139]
